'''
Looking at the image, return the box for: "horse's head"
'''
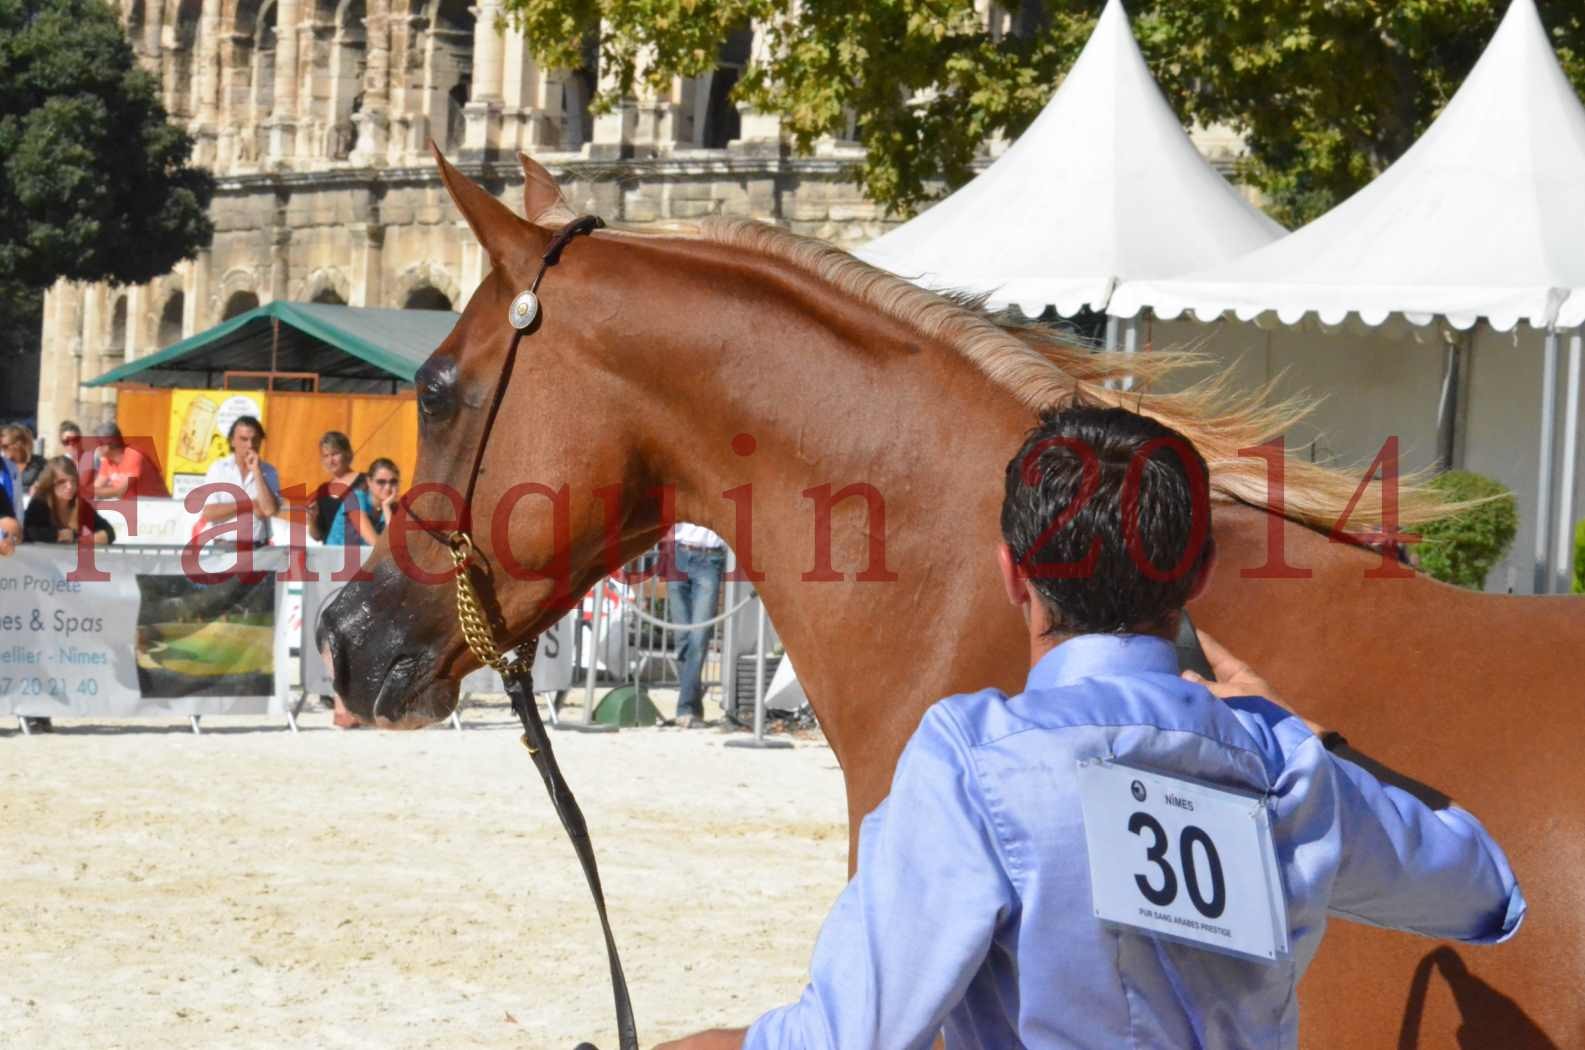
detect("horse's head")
[318,150,672,727]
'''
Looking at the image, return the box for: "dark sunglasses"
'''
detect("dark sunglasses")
[371,477,399,486]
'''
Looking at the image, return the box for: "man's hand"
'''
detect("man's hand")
[1181,629,1324,735]
[238,449,260,478]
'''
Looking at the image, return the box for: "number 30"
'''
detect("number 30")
[1128,812,1227,919]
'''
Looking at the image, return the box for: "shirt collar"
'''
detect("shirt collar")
[1026,633,1180,691]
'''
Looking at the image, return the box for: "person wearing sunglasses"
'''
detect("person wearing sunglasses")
[58,420,83,465]
[3,425,46,492]
[326,457,399,547]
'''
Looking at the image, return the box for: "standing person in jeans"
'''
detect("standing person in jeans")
[669,523,726,728]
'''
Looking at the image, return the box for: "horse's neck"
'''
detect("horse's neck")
[639,274,1031,788]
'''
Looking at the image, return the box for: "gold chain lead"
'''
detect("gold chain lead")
[449,531,508,674]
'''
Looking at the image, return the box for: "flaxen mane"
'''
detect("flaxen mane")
[695,216,1457,530]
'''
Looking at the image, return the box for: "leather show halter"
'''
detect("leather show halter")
[401,214,637,1050]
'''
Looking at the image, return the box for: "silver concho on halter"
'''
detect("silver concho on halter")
[509,290,540,330]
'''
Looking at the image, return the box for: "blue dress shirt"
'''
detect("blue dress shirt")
[745,634,1525,1050]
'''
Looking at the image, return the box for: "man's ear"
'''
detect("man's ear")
[998,542,1029,608]
[1186,538,1218,605]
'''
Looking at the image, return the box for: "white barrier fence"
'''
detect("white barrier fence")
[2,539,802,737]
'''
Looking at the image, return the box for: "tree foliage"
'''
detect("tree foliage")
[1415,470,1518,591]
[502,1,1585,224]
[0,0,214,296]
[1574,519,1584,595]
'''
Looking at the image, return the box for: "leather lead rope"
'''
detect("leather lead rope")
[425,214,635,1050]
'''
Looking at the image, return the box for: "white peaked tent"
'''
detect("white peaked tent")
[1111,0,1585,592]
[854,0,1281,319]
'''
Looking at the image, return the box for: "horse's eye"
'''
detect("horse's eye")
[416,359,457,422]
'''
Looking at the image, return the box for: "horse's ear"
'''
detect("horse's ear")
[431,142,522,263]
[519,151,578,226]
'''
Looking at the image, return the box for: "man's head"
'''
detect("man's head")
[58,421,81,454]
[0,516,19,557]
[0,425,28,465]
[94,421,126,459]
[229,416,266,456]
[999,402,1215,640]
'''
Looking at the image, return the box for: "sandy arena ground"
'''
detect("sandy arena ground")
[1,692,849,1049]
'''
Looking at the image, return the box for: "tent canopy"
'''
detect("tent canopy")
[854,0,1281,316]
[85,301,459,390]
[1110,0,1585,332]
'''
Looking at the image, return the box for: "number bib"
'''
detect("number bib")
[1075,759,1289,964]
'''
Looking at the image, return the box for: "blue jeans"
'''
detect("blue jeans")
[671,544,725,718]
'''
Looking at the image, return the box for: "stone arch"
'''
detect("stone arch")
[127,0,146,51]
[403,286,452,311]
[701,24,752,149]
[109,296,129,360]
[223,0,276,157]
[222,290,261,318]
[214,267,262,320]
[419,0,473,152]
[302,266,351,304]
[393,261,459,310]
[158,291,186,347]
[162,0,203,119]
[325,0,367,158]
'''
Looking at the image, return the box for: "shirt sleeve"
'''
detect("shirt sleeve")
[745,706,1015,1050]
[1322,742,1525,944]
[200,460,233,509]
[261,463,282,505]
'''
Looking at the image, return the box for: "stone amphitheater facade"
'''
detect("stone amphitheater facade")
[36,1,1245,435]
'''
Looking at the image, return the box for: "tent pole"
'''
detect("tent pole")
[1552,329,1583,593]
[1121,315,1139,392]
[1435,326,1471,471]
[1534,327,1560,593]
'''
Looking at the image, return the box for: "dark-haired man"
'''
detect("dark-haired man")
[661,403,1523,1050]
[198,415,280,546]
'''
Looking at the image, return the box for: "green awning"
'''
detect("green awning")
[84,301,460,389]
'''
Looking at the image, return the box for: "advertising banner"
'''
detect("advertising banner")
[0,546,285,717]
[165,389,268,497]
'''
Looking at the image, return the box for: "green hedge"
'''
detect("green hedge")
[1415,471,1518,590]
[1575,520,1585,595]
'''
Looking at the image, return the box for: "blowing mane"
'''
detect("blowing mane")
[694,216,1454,530]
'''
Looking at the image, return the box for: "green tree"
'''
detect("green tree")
[503,1,1585,224]
[1,0,214,330]
[1574,520,1584,595]
[1414,471,1518,590]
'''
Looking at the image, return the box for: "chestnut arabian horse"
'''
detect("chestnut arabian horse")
[321,152,1585,1048]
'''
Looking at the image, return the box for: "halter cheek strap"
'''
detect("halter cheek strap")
[403,213,606,544]
[398,213,637,1050]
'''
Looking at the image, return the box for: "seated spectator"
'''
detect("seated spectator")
[3,425,47,491]
[0,425,30,513]
[24,457,115,545]
[19,457,109,737]
[88,422,161,501]
[58,420,84,471]
[0,515,19,557]
[197,416,279,547]
[327,457,399,547]
[309,431,365,543]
